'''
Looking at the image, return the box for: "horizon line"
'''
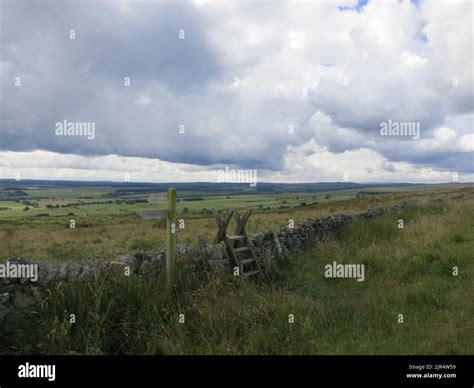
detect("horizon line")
[0,178,472,186]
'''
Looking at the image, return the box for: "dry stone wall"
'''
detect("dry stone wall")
[0,203,406,336]
[206,203,407,269]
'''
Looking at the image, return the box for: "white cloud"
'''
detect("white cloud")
[458,134,474,152]
[1,148,472,184]
[0,0,472,182]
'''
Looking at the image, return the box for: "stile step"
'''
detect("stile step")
[243,270,260,277]
[234,247,250,253]
[227,235,245,240]
[239,258,255,265]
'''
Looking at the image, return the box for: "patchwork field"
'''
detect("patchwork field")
[1,181,472,262]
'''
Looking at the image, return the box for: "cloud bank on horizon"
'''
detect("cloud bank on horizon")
[0,0,473,183]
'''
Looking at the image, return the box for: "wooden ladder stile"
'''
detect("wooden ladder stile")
[214,209,264,278]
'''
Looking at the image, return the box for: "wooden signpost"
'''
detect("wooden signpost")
[140,187,177,291]
[166,187,176,291]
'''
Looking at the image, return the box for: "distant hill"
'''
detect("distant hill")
[0,179,471,197]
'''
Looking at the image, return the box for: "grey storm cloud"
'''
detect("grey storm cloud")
[0,0,473,174]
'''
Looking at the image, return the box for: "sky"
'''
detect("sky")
[0,0,473,184]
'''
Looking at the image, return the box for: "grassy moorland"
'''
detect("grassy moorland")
[0,182,472,261]
[5,193,473,355]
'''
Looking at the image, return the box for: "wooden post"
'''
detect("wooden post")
[166,187,177,291]
[272,230,283,259]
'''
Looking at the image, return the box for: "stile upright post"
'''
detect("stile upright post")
[166,187,177,291]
